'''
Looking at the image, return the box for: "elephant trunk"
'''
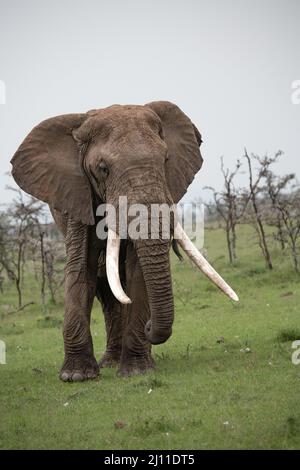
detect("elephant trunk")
[135,239,174,345]
[106,230,174,345]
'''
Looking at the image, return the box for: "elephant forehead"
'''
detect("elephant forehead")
[78,105,161,142]
[86,104,159,125]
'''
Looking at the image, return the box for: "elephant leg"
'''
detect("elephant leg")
[96,276,124,368]
[59,219,101,382]
[118,242,155,377]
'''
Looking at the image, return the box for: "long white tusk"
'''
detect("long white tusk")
[106,229,132,304]
[174,224,239,302]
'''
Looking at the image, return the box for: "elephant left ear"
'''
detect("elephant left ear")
[10,113,95,225]
[145,101,203,203]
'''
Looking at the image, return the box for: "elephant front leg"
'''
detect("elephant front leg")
[118,243,155,377]
[97,276,124,368]
[60,274,99,382]
[59,220,100,382]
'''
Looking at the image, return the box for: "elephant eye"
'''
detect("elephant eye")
[99,160,109,177]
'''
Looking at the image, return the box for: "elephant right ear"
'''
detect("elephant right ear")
[10,114,95,225]
[145,101,203,203]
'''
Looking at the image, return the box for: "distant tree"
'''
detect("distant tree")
[43,238,65,304]
[0,212,9,293]
[275,187,300,273]
[263,170,295,250]
[27,209,65,307]
[243,150,284,270]
[0,189,44,308]
[205,157,247,263]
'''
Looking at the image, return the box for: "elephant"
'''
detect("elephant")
[10,101,238,381]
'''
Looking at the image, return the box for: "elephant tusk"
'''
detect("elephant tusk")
[106,229,132,305]
[174,223,239,302]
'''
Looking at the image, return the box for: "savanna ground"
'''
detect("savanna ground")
[0,225,300,450]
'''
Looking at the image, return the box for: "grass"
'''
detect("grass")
[1,224,300,449]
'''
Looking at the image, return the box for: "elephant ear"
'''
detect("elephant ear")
[10,114,95,225]
[146,101,203,203]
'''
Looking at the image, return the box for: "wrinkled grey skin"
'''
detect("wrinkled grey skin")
[10,102,203,381]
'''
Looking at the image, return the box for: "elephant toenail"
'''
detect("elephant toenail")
[72,372,84,382]
[60,372,70,382]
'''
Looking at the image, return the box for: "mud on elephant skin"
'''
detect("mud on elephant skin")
[11,101,238,382]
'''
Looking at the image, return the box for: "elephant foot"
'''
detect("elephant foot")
[59,354,100,382]
[117,355,155,377]
[99,350,121,368]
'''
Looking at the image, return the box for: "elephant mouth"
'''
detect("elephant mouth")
[105,226,239,304]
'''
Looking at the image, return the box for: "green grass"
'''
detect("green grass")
[1,224,300,449]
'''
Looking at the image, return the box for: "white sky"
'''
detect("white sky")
[0,0,300,206]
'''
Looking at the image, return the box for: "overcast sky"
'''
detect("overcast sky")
[0,0,299,206]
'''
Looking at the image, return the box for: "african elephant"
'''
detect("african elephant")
[11,101,238,381]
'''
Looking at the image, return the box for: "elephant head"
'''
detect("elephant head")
[11,101,238,346]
